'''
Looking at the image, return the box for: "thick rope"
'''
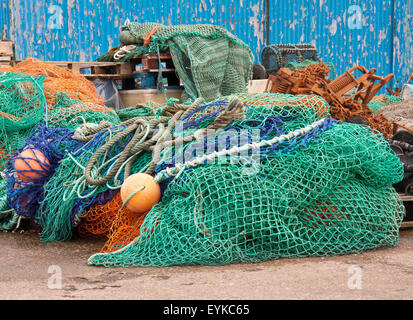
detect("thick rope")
[77,97,246,187]
[154,117,330,182]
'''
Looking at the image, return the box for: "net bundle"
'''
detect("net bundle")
[99,22,253,102]
[48,93,120,130]
[36,122,153,242]
[0,72,46,169]
[0,62,121,171]
[5,124,85,219]
[87,93,404,267]
[0,57,104,106]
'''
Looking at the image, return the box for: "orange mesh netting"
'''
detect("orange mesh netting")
[78,192,148,253]
[0,57,104,106]
[238,92,329,118]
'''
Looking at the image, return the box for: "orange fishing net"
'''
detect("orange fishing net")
[239,92,329,118]
[0,57,104,106]
[78,192,148,253]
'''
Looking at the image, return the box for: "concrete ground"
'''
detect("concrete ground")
[0,229,412,300]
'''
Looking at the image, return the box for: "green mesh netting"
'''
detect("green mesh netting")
[116,104,156,122]
[0,71,121,170]
[48,93,121,130]
[98,23,253,103]
[367,95,403,114]
[38,140,153,242]
[88,93,404,268]
[0,72,46,169]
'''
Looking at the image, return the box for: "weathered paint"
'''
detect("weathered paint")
[0,0,9,38]
[268,0,407,86]
[4,0,266,62]
[0,0,411,86]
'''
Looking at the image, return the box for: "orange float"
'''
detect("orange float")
[120,173,161,214]
[14,149,50,182]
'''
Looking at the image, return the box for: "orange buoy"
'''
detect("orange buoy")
[14,149,50,182]
[120,173,161,214]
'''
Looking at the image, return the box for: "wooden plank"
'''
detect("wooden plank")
[0,40,13,57]
[401,221,413,228]
[398,193,413,201]
[0,56,11,62]
[84,74,132,79]
[132,68,175,74]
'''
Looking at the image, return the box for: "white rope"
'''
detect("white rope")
[114,44,137,61]
[154,118,327,182]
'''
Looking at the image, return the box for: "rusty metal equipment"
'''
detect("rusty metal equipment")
[265,62,397,137]
[266,64,394,107]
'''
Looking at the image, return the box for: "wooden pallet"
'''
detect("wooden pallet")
[0,40,13,57]
[43,61,135,79]
[130,53,175,74]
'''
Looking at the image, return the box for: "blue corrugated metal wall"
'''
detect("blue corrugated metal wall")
[6,0,266,62]
[0,0,412,86]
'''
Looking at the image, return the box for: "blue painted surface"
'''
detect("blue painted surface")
[0,0,9,38]
[0,0,411,86]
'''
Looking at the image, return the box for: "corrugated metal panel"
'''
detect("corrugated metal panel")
[2,0,412,86]
[393,0,413,86]
[0,0,10,39]
[7,0,265,62]
[268,0,397,83]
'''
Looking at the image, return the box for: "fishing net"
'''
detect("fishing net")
[78,192,148,253]
[368,95,403,114]
[98,22,253,102]
[5,124,85,219]
[37,122,153,242]
[0,57,104,106]
[77,191,120,239]
[87,93,404,268]
[0,72,46,169]
[48,93,121,130]
[0,62,120,173]
[116,104,156,122]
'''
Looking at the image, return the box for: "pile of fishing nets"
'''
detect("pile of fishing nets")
[2,88,404,267]
[98,22,253,102]
[0,57,104,105]
[0,59,122,230]
[87,93,404,267]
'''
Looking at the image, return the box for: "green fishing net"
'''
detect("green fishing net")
[0,72,46,169]
[367,95,403,114]
[37,135,153,242]
[48,93,121,130]
[98,23,253,102]
[88,93,404,268]
[116,104,156,122]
